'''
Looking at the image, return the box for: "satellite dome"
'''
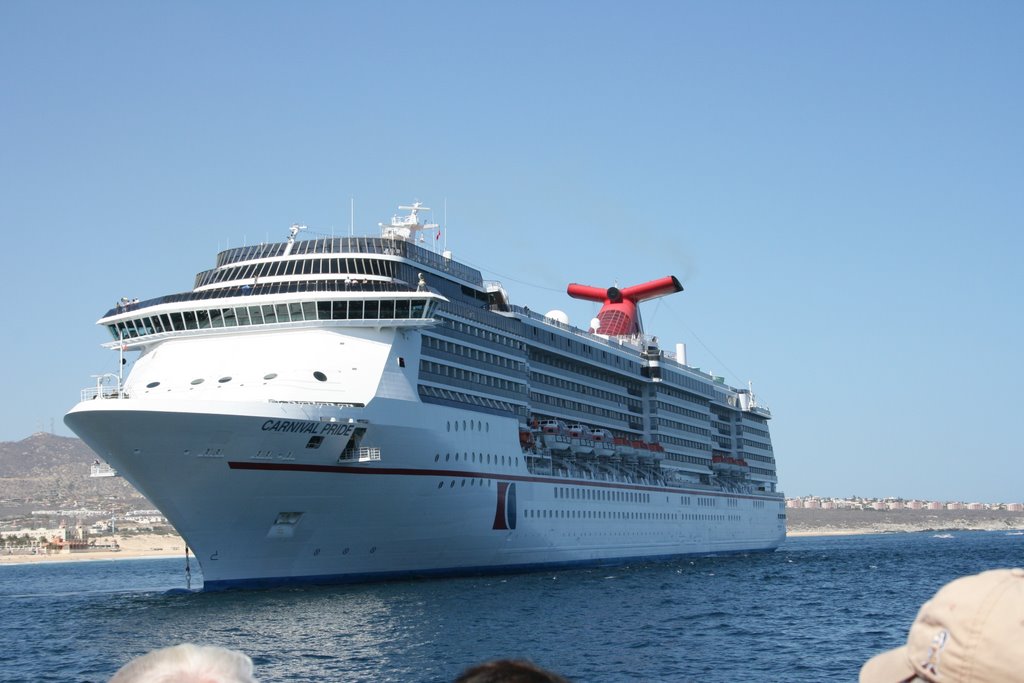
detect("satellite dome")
[545,310,569,325]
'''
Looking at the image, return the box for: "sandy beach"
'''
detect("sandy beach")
[0,533,187,565]
[5,508,1024,566]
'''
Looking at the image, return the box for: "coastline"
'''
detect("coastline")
[785,507,1024,538]
[0,533,187,565]
[6,508,1024,566]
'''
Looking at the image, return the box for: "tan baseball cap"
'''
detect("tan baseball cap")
[860,567,1024,682]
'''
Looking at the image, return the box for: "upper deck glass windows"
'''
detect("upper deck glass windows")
[105,296,439,341]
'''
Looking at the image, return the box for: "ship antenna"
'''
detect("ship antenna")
[283,224,306,256]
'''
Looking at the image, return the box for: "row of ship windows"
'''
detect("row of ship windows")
[108,299,436,340]
[529,391,637,428]
[418,385,519,415]
[422,336,526,373]
[554,487,650,504]
[663,453,712,466]
[656,383,712,407]
[144,372,280,390]
[529,349,639,391]
[420,361,525,395]
[530,372,642,412]
[659,369,717,399]
[654,417,712,438]
[214,236,478,285]
[437,478,494,489]
[656,434,713,452]
[197,257,397,287]
[742,425,770,439]
[446,419,489,433]
[741,438,774,453]
[655,401,711,423]
[525,509,741,523]
[434,452,519,468]
[441,317,525,352]
[144,371,341,390]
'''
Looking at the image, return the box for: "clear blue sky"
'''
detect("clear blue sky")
[2,2,1021,502]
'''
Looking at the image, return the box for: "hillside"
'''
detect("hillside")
[0,432,145,514]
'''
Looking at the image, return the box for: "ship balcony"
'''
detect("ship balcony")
[80,374,127,402]
[338,446,381,463]
[90,462,117,477]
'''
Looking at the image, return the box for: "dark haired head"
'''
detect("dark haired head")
[454,659,569,683]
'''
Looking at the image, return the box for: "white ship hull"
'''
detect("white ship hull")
[65,203,786,589]
[66,397,784,589]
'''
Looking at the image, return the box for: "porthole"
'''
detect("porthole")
[434,454,439,462]
[218,376,232,383]
[263,373,278,380]
[146,381,161,389]
[313,371,327,382]
[437,481,443,489]
[447,421,451,432]
[190,378,204,385]
[446,453,450,461]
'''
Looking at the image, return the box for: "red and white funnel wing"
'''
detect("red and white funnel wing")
[619,276,683,302]
[565,276,684,337]
[566,283,611,303]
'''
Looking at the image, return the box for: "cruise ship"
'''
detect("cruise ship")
[65,203,786,589]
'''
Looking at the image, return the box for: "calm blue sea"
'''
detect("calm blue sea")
[1,531,1022,682]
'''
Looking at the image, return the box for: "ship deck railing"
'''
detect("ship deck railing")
[212,236,483,286]
[90,463,117,477]
[80,386,128,401]
[338,447,381,463]
[509,305,718,381]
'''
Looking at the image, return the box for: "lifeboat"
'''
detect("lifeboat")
[591,429,616,456]
[566,424,588,438]
[538,419,567,435]
[613,437,636,458]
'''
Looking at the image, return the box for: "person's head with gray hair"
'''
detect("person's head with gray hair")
[109,643,257,683]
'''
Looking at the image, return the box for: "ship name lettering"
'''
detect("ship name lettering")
[319,422,354,436]
[260,420,354,437]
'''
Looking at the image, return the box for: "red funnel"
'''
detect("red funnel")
[567,276,683,336]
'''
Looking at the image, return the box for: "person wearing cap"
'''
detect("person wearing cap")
[860,567,1024,682]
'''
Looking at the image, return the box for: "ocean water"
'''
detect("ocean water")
[2,531,1022,682]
